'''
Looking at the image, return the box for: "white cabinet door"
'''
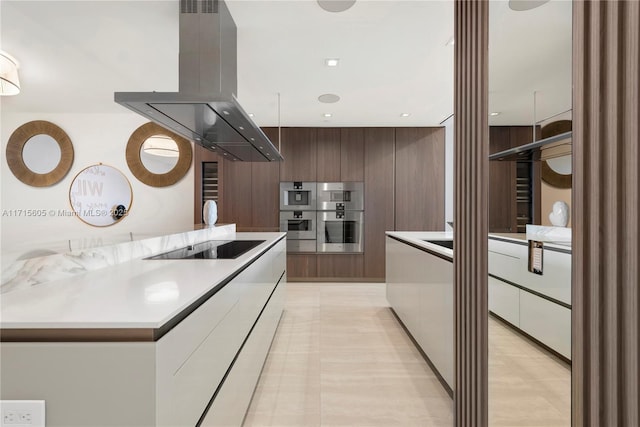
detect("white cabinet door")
[488,276,520,327]
[519,292,571,359]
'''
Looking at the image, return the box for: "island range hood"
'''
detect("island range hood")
[115,0,283,162]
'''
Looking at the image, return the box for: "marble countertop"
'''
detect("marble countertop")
[386,231,454,260]
[0,232,285,330]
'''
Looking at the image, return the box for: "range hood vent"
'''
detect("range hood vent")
[114,0,283,162]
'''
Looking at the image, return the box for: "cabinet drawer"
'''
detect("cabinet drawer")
[489,276,520,327]
[519,291,571,359]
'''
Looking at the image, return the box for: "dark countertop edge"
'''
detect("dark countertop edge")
[0,234,286,343]
[386,234,453,263]
[489,235,572,255]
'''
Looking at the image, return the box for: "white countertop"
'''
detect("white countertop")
[0,232,285,330]
[489,232,572,252]
[386,231,454,260]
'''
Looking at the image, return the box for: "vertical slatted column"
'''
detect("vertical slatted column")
[573,1,640,426]
[453,1,489,426]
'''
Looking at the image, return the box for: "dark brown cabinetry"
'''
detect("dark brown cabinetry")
[394,127,445,231]
[340,128,364,181]
[279,128,317,181]
[317,254,364,278]
[193,143,223,225]
[316,128,341,181]
[364,128,395,279]
[489,126,541,233]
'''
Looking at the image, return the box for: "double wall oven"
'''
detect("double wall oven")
[280,182,364,253]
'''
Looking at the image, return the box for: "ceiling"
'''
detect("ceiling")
[1,0,570,128]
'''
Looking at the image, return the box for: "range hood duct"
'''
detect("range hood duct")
[115,0,283,162]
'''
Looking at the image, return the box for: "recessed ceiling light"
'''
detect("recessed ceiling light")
[223,110,229,115]
[317,0,356,13]
[248,113,254,117]
[446,36,455,46]
[323,113,333,118]
[400,113,411,117]
[325,58,340,67]
[239,126,244,130]
[490,112,501,116]
[318,94,340,103]
[508,0,550,11]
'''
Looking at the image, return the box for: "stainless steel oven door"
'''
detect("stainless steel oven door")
[280,211,316,240]
[317,211,364,253]
[280,182,317,211]
[317,182,364,211]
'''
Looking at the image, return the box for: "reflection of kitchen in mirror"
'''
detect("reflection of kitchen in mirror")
[139,134,180,174]
[488,0,572,426]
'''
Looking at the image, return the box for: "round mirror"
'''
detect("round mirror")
[6,120,74,187]
[139,135,180,174]
[22,134,62,174]
[69,164,133,227]
[541,120,572,188]
[126,123,192,187]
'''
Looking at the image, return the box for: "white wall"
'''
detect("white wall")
[1,113,194,252]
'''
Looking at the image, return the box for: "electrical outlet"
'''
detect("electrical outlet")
[0,401,44,427]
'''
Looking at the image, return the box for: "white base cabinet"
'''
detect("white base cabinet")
[0,239,286,427]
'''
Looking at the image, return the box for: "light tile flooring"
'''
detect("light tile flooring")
[244,283,570,427]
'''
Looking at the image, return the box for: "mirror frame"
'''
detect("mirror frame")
[126,123,192,187]
[541,120,572,189]
[6,120,75,187]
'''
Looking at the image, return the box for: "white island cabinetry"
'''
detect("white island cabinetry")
[0,233,286,427]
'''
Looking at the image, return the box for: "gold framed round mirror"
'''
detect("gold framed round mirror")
[540,120,572,189]
[125,123,192,187]
[6,120,74,187]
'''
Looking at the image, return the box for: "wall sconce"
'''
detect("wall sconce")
[0,51,20,96]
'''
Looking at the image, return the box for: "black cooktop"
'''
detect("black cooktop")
[146,240,265,260]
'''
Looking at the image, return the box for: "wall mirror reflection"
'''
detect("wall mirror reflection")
[69,164,133,227]
[126,123,192,187]
[488,0,572,425]
[5,120,74,187]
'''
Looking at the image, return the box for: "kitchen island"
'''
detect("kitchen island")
[385,231,454,395]
[0,229,286,427]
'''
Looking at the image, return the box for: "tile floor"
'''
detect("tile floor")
[244,282,570,427]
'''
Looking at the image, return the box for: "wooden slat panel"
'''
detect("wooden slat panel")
[572,1,640,425]
[364,128,395,279]
[220,158,252,228]
[316,254,364,278]
[316,128,341,182]
[454,1,489,426]
[340,128,365,181]
[395,127,446,231]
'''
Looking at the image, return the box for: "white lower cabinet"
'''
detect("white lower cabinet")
[488,276,520,327]
[519,291,571,359]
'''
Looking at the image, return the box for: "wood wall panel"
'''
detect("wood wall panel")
[193,143,220,224]
[279,128,317,181]
[489,127,516,232]
[316,254,364,278]
[287,254,317,279]
[454,1,489,426]
[364,128,395,279]
[220,158,252,229]
[316,128,341,182]
[573,2,639,425]
[394,127,445,231]
[251,128,280,231]
[340,128,365,181]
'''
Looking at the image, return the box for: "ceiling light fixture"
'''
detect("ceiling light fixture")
[490,112,501,116]
[142,135,180,158]
[0,51,21,96]
[400,113,411,117]
[248,113,254,117]
[318,93,340,103]
[317,0,356,13]
[325,58,340,67]
[323,113,333,118]
[508,0,550,11]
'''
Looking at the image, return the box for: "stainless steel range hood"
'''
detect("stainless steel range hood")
[114,0,283,162]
